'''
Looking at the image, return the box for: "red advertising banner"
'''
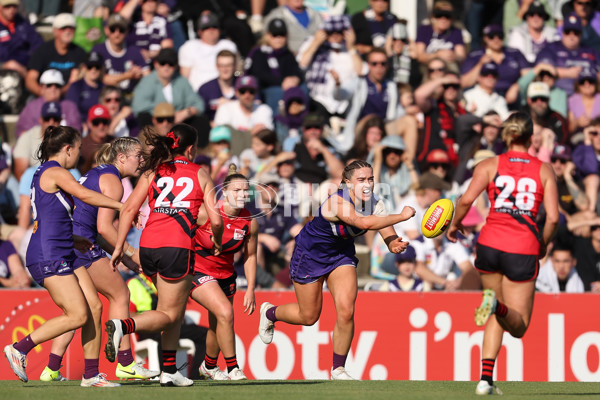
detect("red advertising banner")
[0,290,598,381]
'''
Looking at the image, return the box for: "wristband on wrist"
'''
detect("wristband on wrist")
[125,244,135,257]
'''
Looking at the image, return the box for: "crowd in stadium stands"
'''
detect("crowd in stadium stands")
[1,0,600,294]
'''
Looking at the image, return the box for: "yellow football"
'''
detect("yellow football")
[421,198,454,238]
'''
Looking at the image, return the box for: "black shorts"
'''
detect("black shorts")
[475,243,539,282]
[191,272,237,298]
[139,247,194,280]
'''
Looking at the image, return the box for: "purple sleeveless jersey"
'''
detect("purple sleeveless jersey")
[26,161,76,266]
[289,188,378,283]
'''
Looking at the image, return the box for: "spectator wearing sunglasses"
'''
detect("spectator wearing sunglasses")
[92,13,149,96]
[461,24,530,103]
[99,86,138,138]
[518,63,568,117]
[506,1,559,64]
[415,1,466,68]
[137,101,174,150]
[463,62,510,120]
[12,101,62,181]
[16,69,82,137]
[297,15,364,122]
[523,81,570,145]
[548,144,591,227]
[80,104,114,174]
[131,48,206,142]
[213,75,274,135]
[245,18,303,116]
[568,68,600,134]
[536,13,600,96]
[65,51,105,119]
[573,120,600,212]
[351,0,398,56]
[559,0,600,49]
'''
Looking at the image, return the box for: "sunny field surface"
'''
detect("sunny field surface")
[0,380,598,400]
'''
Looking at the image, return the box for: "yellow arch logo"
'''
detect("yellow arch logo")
[12,315,46,353]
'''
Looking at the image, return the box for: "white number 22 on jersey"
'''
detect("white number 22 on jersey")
[494,175,537,211]
[155,176,194,208]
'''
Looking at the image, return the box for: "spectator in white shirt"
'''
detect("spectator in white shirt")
[536,245,585,293]
[463,62,510,120]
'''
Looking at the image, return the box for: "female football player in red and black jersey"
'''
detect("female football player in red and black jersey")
[447,112,559,395]
[192,164,257,381]
[108,124,223,387]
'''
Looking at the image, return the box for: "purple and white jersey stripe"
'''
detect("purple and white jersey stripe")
[26,161,76,266]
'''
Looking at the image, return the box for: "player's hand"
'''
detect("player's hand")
[211,236,222,256]
[399,206,416,220]
[73,235,93,252]
[388,237,408,253]
[446,222,463,243]
[243,290,256,315]
[111,247,124,270]
[132,211,145,229]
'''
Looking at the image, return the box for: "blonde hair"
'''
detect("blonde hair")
[223,163,247,187]
[95,137,142,166]
[501,112,533,147]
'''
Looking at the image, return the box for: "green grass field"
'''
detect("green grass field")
[0,380,598,400]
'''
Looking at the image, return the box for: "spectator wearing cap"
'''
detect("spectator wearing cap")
[463,62,510,120]
[92,13,149,95]
[80,104,113,174]
[415,1,466,68]
[415,70,465,167]
[523,81,570,145]
[536,13,600,96]
[152,102,175,135]
[550,143,591,223]
[178,12,238,92]
[377,246,425,292]
[198,49,237,123]
[0,0,43,78]
[568,68,600,134]
[99,85,137,138]
[297,15,364,122]
[506,1,559,64]
[385,20,421,88]
[132,47,207,142]
[206,125,240,186]
[339,47,402,155]
[264,0,322,55]
[16,68,81,136]
[118,0,173,63]
[350,0,399,56]
[12,101,62,180]
[560,0,600,49]
[370,134,417,211]
[461,23,530,102]
[25,13,87,97]
[573,118,600,212]
[213,75,274,135]
[284,112,344,184]
[518,62,568,117]
[245,18,303,116]
[274,86,309,143]
[65,51,105,118]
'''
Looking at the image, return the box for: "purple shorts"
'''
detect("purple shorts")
[289,246,357,284]
[28,259,75,286]
[73,243,107,269]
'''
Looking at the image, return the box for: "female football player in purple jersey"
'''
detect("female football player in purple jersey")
[3,126,123,386]
[258,160,416,380]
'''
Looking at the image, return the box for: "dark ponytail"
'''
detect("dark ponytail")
[140,123,198,173]
[37,125,81,163]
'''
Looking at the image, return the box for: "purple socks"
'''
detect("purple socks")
[48,353,63,372]
[14,334,36,355]
[266,306,278,323]
[84,358,99,379]
[118,349,134,366]
[332,352,347,370]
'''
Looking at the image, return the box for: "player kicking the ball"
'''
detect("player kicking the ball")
[258,160,415,380]
[446,112,559,395]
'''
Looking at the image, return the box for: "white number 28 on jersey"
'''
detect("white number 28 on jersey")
[155,176,194,208]
[494,175,537,211]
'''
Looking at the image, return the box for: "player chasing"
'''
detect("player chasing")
[192,165,257,380]
[258,160,416,380]
[446,112,559,395]
[4,126,125,386]
[107,124,223,387]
